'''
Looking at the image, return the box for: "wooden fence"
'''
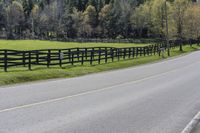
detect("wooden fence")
[0,40,198,72]
[0,44,164,72]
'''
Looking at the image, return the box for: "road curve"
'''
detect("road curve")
[0,51,200,133]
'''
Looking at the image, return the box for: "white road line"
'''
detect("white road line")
[181,112,200,133]
[0,60,199,114]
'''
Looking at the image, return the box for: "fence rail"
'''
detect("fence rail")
[0,41,198,72]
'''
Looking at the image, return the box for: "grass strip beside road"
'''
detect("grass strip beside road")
[0,45,199,86]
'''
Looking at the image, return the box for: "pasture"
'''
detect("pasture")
[0,40,148,50]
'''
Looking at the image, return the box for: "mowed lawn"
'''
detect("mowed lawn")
[0,40,199,86]
[0,40,148,50]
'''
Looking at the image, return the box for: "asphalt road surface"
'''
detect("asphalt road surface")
[1,51,200,133]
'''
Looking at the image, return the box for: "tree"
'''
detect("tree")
[0,0,198,40]
[22,0,34,17]
[83,5,97,28]
[38,1,60,38]
[99,4,112,37]
[71,8,84,37]
[173,0,190,51]
[150,0,166,36]
[131,2,151,37]
[100,0,131,38]
[184,3,200,41]
[60,8,77,38]
[116,0,132,37]
[6,1,25,39]
[82,5,97,37]
[0,0,6,31]
[31,4,40,37]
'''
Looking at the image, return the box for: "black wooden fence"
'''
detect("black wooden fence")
[0,44,164,72]
[0,41,198,72]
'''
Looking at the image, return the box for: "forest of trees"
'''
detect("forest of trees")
[0,0,199,40]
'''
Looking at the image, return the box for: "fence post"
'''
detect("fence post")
[140,47,142,56]
[59,50,62,67]
[90,50,93,65]
[136,47,139,57]
[85,48,88,60]
[143,47,146,56]
[77,48,80,61]
[132,48,135,58]
[28,51,32,70]
[147,46,149,56]
[150,45,153,55]
[36,51,39,65]
[105,48,108,63]
[117,49,120,61]
[154,45,156,55]
[71,52,74,65]
[123,48,126,59]
[111,48,114,62]
[22,51,26,67]
[47,50,51,68]
[128,48,131,58]
[114,48,117,59]
[98,48,101,64]
[112,48,115,62]
[68,49,71,64]
[4,50,8,72]
[157,44,160,53]
[158,47,161,57]
[81,51,84,65]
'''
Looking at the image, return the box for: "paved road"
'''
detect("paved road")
[0,51,200,133]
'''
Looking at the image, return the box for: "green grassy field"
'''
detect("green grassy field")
[0,40,148,50]
[0,40,199,86]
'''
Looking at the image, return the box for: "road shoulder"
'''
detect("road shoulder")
[182,112,200,133]
[192,123,200,133]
